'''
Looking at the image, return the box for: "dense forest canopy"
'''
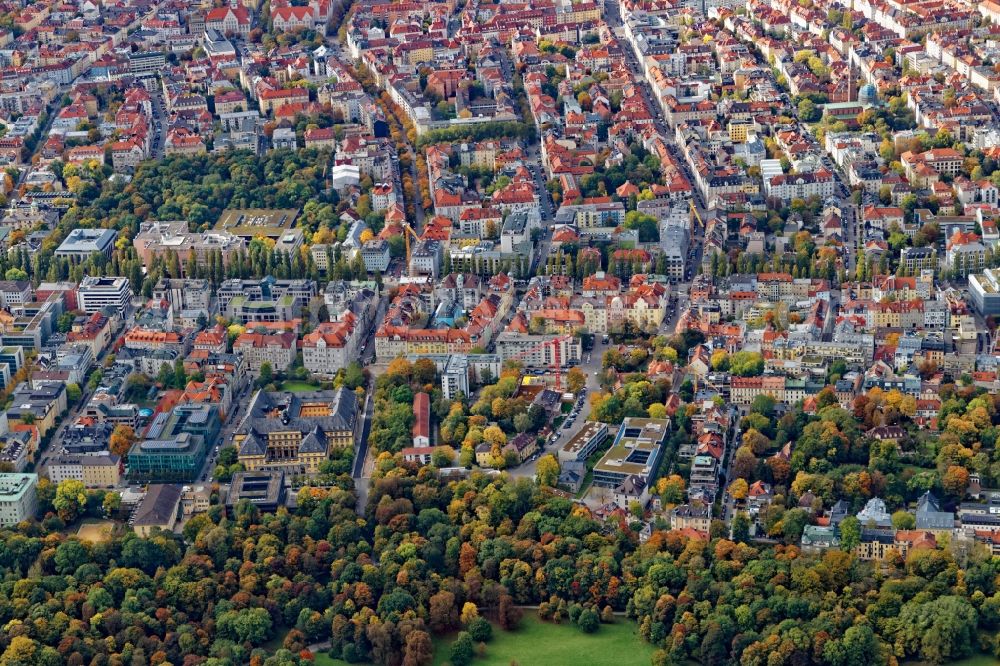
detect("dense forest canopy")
[0,451,998,666]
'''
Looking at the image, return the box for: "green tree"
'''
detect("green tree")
[729,351,765,377]
[623,211,660,242]
[53,479,87,523]
[577,608,600,633]
[536,454,560,487]
[891,510,915,530]
[839,516,861,551]
[258,361,274,386]
[450,632,475,666]
[217,608,272,645]
[798,98,820,122]
[894,596,977,663]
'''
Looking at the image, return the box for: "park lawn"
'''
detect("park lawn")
[431,612,654,666]
[907,656,1000,666]
[280,380,320,393]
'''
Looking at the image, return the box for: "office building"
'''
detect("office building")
[0,473,37,526]
[127,404,219,482]
[592,417,669,488]
[55,228,117,261]
[77,277,131,316]
[559,421,609,464]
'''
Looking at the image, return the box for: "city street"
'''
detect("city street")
[508,337,609,481]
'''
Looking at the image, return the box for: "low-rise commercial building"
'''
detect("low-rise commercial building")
[559,421,609,464]
[227,470,286,512]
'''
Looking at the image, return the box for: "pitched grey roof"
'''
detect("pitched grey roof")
[239,430,267,457]
[237,387,357,438]
[133,484,181,527]
[916,491,953,530]
[615,474,647,497]
[298,427,326,454]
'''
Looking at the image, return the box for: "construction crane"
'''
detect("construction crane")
[510,334,573,391]
[402,222,420,270]
[689,198,704,231]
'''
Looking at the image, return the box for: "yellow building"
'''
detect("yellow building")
[81,456,122,488]
[728,120,752,143]
[235,388,358,475]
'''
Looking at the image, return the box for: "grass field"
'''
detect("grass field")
[279,380,320,393]
[907,656,1000,666]
[312,656,341,666]
[306,629,999,666]
[431,612,654,666]
[75,520,115,543]
[307,613,654,666]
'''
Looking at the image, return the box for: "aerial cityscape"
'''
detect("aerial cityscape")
[0,0,999,663]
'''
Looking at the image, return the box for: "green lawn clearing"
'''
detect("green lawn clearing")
[306,612,653,666]
[906,656,1000,666]
[431,611,654,666]
[279,380,320,393]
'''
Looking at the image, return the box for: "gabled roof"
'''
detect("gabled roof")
[133,484,181,527]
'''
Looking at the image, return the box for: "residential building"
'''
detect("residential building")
[671,502,711,531]
[302,314,366,376]
[0,431,31,472]
[402,447,438,465]
[48,453,122,488]
[361,239,391,273]
[801,525,841,551]
[7,381,67,437]
[233,331,297,375]
[495,332,583,366]
[764,170,836,201]
[613,475,650,510]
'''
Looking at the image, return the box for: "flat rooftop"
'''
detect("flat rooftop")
[561,421,608,456]
[593,417,670,481]
[215,208,299,238]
